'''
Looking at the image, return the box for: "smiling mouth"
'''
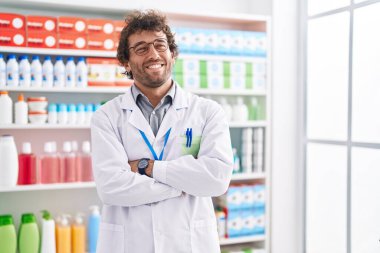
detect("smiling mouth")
[146,63,164,69]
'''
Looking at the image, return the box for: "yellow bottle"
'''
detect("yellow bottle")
[55,215,71,253]
[72,213,86,253]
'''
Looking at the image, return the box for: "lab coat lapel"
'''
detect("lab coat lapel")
[120,88,155,141]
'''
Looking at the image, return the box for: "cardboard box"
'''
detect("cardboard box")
[58,33,86,49]
[114,20,125,34]
[87,19,115,35]
[87,34,116,51]
[27,16,57,33]
[58,16,87,34]
[0,13,25,30]
[87,58,117,86]
[27,32,57,48]
[0,29,26,47]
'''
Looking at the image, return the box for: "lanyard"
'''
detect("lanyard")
[139,128,172,161]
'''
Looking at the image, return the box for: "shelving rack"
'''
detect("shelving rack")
[0,1,271,251]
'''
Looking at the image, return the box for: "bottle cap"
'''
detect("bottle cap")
[94,103,101,111]
[74,213,85,225]
[44,56,51,61]
[32,55,39,60]
[51,141,57,152]
[18,93,25,102]
[67,56,74,61]
[0,54,3,59]
[0,135,14,142]
[76,103,85,112]
[0,215,14,226]
[0,91,9,95]
[21,213,36,224]
[22,142,32,154]
[44,142,53,153]
[78,57,85,62]
[58,103,67,112]
[89,205,100,216]
[236,97,244,105]
[63,141,72,153]
[20,55,28,60]
[7,54,16,59]
[85,104,94,112]
[48,103,57,112]
[68,103,76,112]
[41,210,53,220]
[82,141,91,154]
[71,141,78,152]
[251,97,258,105]
[56,56,63,61]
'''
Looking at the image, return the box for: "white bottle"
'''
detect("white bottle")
[76,57,87,87]
[58,103,68,124]
[19,55,31,87]
[85,104,94,125]
[76,104,85,125]
[67,104,77,125]
[0,54,6,87]
[65,57,76,87]
[30,55,42,87]
[219,97,232,122]
[232,97,249,122]
[241,128,253,173]
[48,103,58,124]
[0,91,13,124]
[0,135,19,187]
[54,56,65,87]
[42,56,54,87]
[40,210,56,253]
[6,54,19,87]
[15,93,28,124]
[232,148,240,174]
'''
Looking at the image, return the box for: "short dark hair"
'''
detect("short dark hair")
[117,10,179,79]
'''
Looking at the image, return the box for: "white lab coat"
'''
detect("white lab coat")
[91,83,233,253]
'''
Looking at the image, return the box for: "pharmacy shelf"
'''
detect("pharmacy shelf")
[229,121,267,128]
[0,182,96,193]
[219,235,265,246]
[1,86,266,96]
[231,173,265,181]
[179,53,266,63]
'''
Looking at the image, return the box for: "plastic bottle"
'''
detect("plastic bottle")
[215,208,226,239]
[58,104,68,124]
[15,93,28,124]
[48,103,58,124]
[39,142,60,184]
[241,128,253,173]
[88,206,100,253]
[72,213,86,253]
[54,56,65,87]
[6,54,19,87]
[77,141,93,182]
[0,214,17,253]
[85,104,94,125]
[30,56,42,87]
[0,135,19,187]
[0,91,13,124]
[42,56,54,87]
[219,97,232,122]
[232,148,240,174]
[76,104,85,125]
[18,142,37,185]
[76,57,87,87]
[18,213,40,253]
[67,104,77,125]
[65,57,76,87]
[0,54,6,87]
[61,141,76,182]
[249,97,258,121]
[19,55,31,87]
[232,97,248,122]
[56,215,71,253]
[40,210,56,253]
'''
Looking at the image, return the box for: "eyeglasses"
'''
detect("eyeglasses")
[128,38,169,56]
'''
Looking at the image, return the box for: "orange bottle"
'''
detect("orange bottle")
[72,213,86,253]
[55,215,71,253]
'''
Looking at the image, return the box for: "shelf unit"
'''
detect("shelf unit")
[0,3,271,252]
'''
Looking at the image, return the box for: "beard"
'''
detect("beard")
[130,59,173,88]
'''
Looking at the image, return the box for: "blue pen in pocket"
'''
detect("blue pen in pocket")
[185,128,190,147]
[189,128,192,147]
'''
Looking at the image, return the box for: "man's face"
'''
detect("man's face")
[124,30,175,88]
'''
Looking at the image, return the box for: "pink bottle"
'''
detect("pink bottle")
[18,142,37,185]
[76,141,93,182]
[61,141,76,183]
[39,142,60,184]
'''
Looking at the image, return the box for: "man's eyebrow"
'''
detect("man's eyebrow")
[130,41,147,48]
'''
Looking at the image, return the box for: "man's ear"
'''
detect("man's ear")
[124,62,131,72]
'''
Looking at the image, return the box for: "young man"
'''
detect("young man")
[91,10,233,253]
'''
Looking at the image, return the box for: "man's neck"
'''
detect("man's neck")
[135,79,173,108]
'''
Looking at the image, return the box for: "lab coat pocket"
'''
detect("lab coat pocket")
[190,218,220,253]
[175,126,202,158]
[96,222,125,253]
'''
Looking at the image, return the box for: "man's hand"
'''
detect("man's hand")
[128,159,154,177]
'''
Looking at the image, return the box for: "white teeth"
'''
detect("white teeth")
[147,64,162,69]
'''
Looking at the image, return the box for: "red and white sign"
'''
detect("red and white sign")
[0,29,26,47]
[87,19,115,35]
[27,32,57,48]
[58,33,87,49]
[58,16,87,34]
[0,13,25,30]
[87,34,116,51]
[27,16,57,33]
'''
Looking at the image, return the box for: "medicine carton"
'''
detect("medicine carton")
[87,58,117,86]
[252,184,266,208]
[231,31,245,56]
[192,29,206,54]
[87,19,115,35]
[182,59,200,75]
[206,60,223,76]
[218,30,232,55]
[58,16,87,34]
[207,74,224,90]
[204,29,219,55]
[175,28,193,54]
[27,32,57,48]
[87,34,116,51]
[227,210,244,238]
[27,16,57,33]
[114,20,125,35]
[115,65,133,87]
[0,29,26,47]
[58,33,86,49]
[183,74,200,89]
[0,13,25,30]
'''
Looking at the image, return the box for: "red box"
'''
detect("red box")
[27,16,57,33]
[87,19,115,35]
[87,34,116,51]
[27,32,57,48]
[0,29,26,47]
[58,16,87,34]
[58,33,87,49]
[113,20,126,35]
[0,13,25,30]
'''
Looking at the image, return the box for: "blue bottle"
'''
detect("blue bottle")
[88,205,100,253]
